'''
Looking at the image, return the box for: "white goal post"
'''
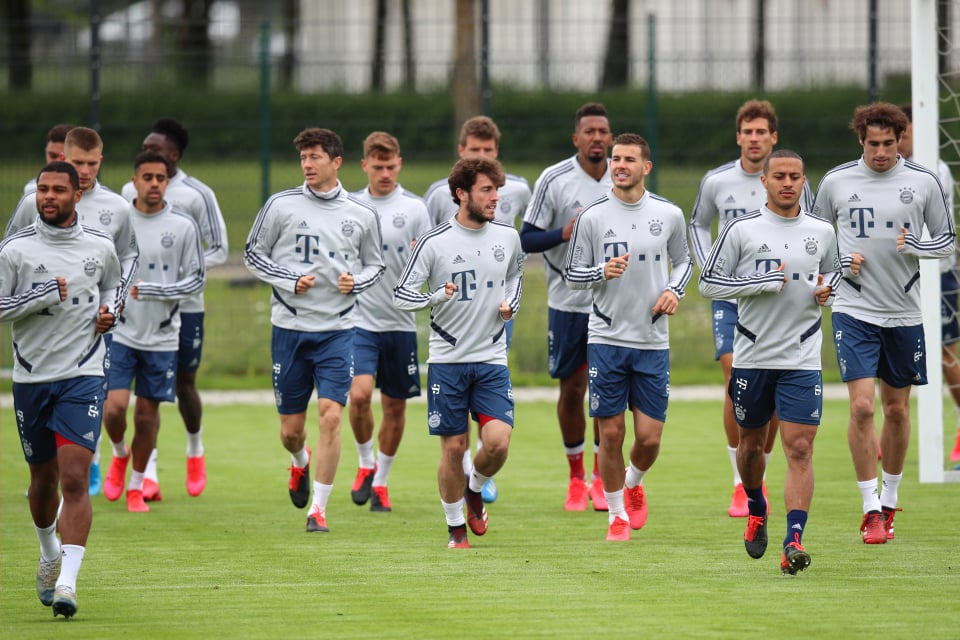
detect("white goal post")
[914,0,957,482]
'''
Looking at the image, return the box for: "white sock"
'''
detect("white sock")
[728,446,741,485]
[469,469,490,494]
[111,440,129,459]
[355,438,375,469]
[881,471,903,509]
[35,522,60,562]
[373,452,395,486]
[144,448,158,482]
[292,446,309,468]
[55,545,85,591]
[461,448,473,476]
[605,489,626,522]
[311,481,333,512]
[128,470,145,492]
[624,463,646,489]
[763,451,772,481]
[858,478,881,513]
[476,438,484,456]
[186,428,204,458]
[91,439,101,465]
[442,498,466,527]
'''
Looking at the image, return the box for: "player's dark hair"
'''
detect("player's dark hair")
[294,128,344,160]
[575,102,608,131]
[46,124,74,144]
[448,157,505,206]
[151,117,190,155]
[37,161,80,190]
[851,102,910,141]
[613,133,651,160]
[134,150,173,176]
[763,148,805,174]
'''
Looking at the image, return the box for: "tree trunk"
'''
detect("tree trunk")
[401,0,415,90]
[371,0,387,93]
[600,0,629,90]
[454,0,480,130]
[6,0,32,91]
[279,0,298,90]
[178,0,213,88]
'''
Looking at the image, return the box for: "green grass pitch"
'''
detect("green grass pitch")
[2,397,958,638]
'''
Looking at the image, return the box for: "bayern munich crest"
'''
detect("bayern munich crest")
[83,258,98,276]
[493,245,505,262]
[392,213,406,228]
[99,210,113,225]
[648,219,663,236]
[804,236,818,255]
[899,187,915,204]
[161,232,175,248]
[341,220,355,237]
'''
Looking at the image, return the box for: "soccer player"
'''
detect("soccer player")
[423,115,531,228]
[813,102,955,544]
[244,127,385,533]
[423,115,531,504]
[6,126,140,497]
[23,124,74,193]
[520,102,613,512]
[347,131,431,512]
[121,117,229,501]
[689,99,815,518]
[896,104,960,461]
[563,133,693,541]
[101,151,206,513]
[699,149,841,575]
[395,156,523,549]
[1,161,122,618]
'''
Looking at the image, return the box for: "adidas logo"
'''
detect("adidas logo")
[603,229,616,238]
[298,220,309,229]
[791,523,803,530]
[725,195,736,203]
[848,194,861,203]
[453,255,465,264]
[82,431,95,441]
[810,408,820,418]
[34,264,48,273]
[758,243,771,253]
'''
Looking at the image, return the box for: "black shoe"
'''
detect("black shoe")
[288,448,311,509]
[447,524,470,548]
[351,466,375,505]
[306,506,329,532]
[780,542,811,576]
[370,486,392,512]
[744,514,768,559]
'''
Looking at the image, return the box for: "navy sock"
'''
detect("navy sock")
[745,486,766,517]
[784,509,808,547]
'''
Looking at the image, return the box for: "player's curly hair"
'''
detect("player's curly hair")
[448,157,505,206]
[151,117,190,156]
[736,100,778,133]
[850,102,909,141]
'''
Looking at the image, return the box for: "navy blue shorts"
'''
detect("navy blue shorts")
[353,327,421,399]
[712,300,738,360]
[271,326,353,413]
[13,376,105,463]
[832,312,927,387]
[106,341,177,402]
[547,308,589,379]
[426,363,514,436]
[587,344,670,421]
[177,311,204,372]
[729,368,823,428]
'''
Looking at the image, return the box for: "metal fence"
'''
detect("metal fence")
[1,0,937,96]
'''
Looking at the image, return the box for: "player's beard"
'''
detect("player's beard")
[465,196,492,225]
[39,204,75,227]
